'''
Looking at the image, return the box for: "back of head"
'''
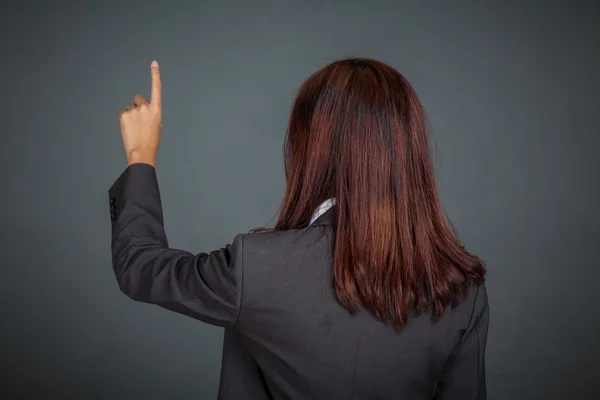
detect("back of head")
[276,58,485,329]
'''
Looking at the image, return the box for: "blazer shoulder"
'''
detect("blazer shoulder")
[452,280,489,341]
[453,280,488,320]
[243,224,331,250]
[468,280,489,319]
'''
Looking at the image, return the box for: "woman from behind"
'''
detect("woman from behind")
[110,58,488,400]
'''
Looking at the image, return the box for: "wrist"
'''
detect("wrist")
[127,151,156,167]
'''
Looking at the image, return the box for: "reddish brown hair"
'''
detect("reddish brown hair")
[274,58,485,329]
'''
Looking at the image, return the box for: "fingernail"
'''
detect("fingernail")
[151,60,159,68]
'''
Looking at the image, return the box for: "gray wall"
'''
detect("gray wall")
[1,1,598,399]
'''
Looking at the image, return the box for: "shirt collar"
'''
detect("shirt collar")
[309,198,336,225]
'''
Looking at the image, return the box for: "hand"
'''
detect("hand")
[119,60,163,167]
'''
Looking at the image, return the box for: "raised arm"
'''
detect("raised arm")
[108,163,243,327]
[110,62,243,327]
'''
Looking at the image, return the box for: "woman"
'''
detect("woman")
[110,58,488,399]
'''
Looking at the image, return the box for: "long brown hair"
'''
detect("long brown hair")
[272,58,485,329]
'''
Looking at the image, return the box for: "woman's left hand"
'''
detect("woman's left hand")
[119,60,163,167]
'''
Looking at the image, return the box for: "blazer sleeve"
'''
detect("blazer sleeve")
[107,163,243,328]
[434,283,489,400]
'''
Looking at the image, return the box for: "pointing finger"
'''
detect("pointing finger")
[150,60,161,106]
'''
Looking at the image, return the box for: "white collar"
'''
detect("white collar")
[309,198,335,225]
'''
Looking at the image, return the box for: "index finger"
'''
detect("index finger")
[150,60,161,106]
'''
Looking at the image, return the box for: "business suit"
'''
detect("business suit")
[109,163,489,399]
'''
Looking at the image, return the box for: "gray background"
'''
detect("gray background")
[1,0,598,399]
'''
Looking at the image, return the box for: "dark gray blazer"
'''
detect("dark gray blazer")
[108,163,489,400]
